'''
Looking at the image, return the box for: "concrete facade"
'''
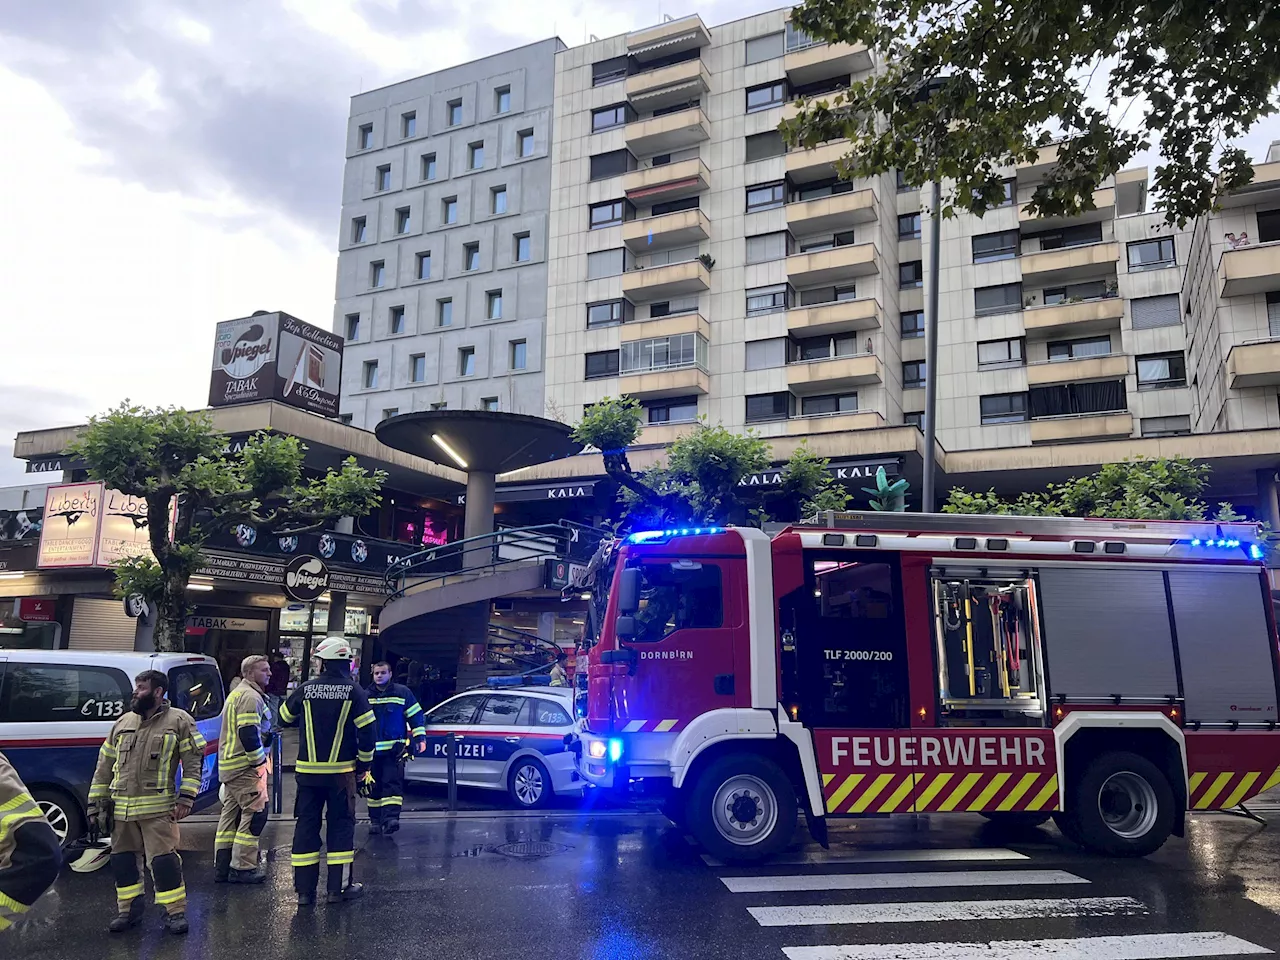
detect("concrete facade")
[335,38,566,429]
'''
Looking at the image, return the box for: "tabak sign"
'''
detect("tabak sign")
[209,311,343,417]
[36,482,165,568]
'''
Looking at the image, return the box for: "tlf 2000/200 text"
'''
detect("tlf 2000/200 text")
[824,650,893,661]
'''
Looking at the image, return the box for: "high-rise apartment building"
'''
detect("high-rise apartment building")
[335,39,566,429]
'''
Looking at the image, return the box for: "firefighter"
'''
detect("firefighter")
[365,661,426,835]
[214,655,273,884]
[0,752,62,933]
[88,669,205,936]
[278,637,375,905]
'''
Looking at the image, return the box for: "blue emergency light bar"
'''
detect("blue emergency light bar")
[627,526,723,545]
[1185,537,1264,560]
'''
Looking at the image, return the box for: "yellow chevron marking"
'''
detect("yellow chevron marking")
[938,772,983,811]
[913,772,953,811]
[996,772,1042,812]
[1260,765,1280,793]
[850,773,897,813]
[967,773,1012,811]
[822,773,835,787]
[1195,771,1234,809]
[1025,775,1059,811]
[1221,771,1261,810]
[878,775,916,813]
[654,720,678,733]
[826,774,863,812]
[1187,771,1207,795]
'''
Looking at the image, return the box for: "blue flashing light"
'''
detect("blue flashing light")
[626,526,724,545]
[1252,543,1265,560]
[608,738,624,763]
[1191,539,1201,546]
[1186,537,1255,556]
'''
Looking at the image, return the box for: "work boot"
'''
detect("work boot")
[326,882,364,904]
[296,891,316,906]
[229,865,268,884]
[382,818,400,836]
[367,820,382,836]
[107,898,144,933]
[214,848,232,883]
[163,912,189,936]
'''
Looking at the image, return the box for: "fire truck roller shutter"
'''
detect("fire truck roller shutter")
[1037,567,1178,701]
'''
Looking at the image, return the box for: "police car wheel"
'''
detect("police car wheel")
[689,753,797,862]
[33,788,83,849]
[508,758,552,809]
[1071,751,1175,857]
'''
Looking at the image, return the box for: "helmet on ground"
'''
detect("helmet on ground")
[68,840,112,873]
[314,636,354,661]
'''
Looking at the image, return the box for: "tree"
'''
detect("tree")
[68,403,387,652]
[781,0,1280,225]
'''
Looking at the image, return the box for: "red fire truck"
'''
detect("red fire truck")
[576,512,1280,861]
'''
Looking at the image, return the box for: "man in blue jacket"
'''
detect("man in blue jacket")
[365,661,426,835]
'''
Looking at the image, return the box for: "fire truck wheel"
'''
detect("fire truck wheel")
[1070,751,1175,857]
[979,811,1051,828]
[688,754,797,862]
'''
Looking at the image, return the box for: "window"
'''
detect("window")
[747,283,790,316]
[416,251,431,280]
[585,350,620,379]
[370,261,385,287]
[491,186,507,215]
[793,177,854,202]
[510,340,527,370]
[896,169,911,192]
[904,411,923,429]
[980,392,1029,424]
[745,338,787,370]
[486,290,503,319]
[1048,336,1111,360]
[1038,222,1103,250]
[646,396,699,424]
[975,282,1022,316]
[589,199,629,229]
[495,86,511,113]
[481,397,499,412]
[458,347,476,377]
[447,100,462,126]
[590,149,634,181]
[1127,237,1176,270]
[167,663,224,722]
[974,178,1016,206]
[651,195,700,217]
[747,82,786,113]
[426,694,484,725]
[650,297,698,318]
[898,213,921,240]
[344,313,361,341]
[382,407,399,420]
[401,111,416,138]
[532,699,571,726]
[443,197,458,224]
[410,354,426,382]
[746,392,793,422]
[1043,280,1108,305]
[1131,294,1181,329]
[464,243,480,271]
[746,181,785,211]
[745,131,786,162]
[389,305,405,334]
[468,141,485,169]
[972,230,1019,263]
[421,153,437,180]
[631,562,723,643]
[791,334,859,362]
[514,233,532,262]
[746,232,788,264]
[587,300,629,327]
[901,311,924,339]
[351,216,367,243]
[592,56,630,86]
[0,663,131,723]
[1269,292,1280,338]
[899,260,923,288]
[903,360,926,388]
[1141,415,1191,437]
[437,298,453,327]
[377,165,391,191]
[1028,380,1126,418]
[745,32,785,64]
[801,393,858,416]
[799,230,855,253]
[358,124,373,150]
[592,104,630,131]
[362,360,379,388]
[1259,209,1280,244]
[977,337,1024,367]
[587,248,625,280]
[395,207,411,234]
[518,129,534,157]
[1137,352,1186,389]
[619,333,707,374]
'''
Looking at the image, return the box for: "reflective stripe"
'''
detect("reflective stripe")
[405,704,424,718]
[356,751,374,764]
[410,725,426,737]
[374,740,403,751]
[99,743,118,759]
[303,702,318,764]
[329,702,352,765]
[291,851,321,867]
[296,761,356,774]
[156,733,176,790]
[116,882,145,900]
[326,850,355,865]
[368,697,406,705]
[0,805,48,845]
[280,701,296,723]
[353,711,375,729]
[366,797,403,807]
[0,891,26,913]
[154,885,186,906]
[88,784,110,800]
[0,795,30,814]
[233,832,259,844]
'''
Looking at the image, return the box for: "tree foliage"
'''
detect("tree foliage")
[68,403,387,651]
[781,0,1280,225]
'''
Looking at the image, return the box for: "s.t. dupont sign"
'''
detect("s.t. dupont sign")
[208,311,344,417]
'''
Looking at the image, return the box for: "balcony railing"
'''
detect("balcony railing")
[620,358,708,376]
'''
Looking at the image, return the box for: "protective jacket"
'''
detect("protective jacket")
[364,682,426,754]
[219,678,270,781]
[0,753,61,932]
[89,703,206,820]
[279,668,375,776]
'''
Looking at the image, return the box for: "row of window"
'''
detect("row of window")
[357,88,514,150]
[745,391,859,422]
[584,333,709,379]
[359,339,529,389]
[363,233,532,290]
[346,282,520,341]
[351,186,514,245]
[366,130,537,194]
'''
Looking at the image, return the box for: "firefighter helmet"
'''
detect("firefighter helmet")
[314,636,354,661]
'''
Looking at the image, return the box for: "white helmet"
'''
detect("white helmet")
[314,636,354,661]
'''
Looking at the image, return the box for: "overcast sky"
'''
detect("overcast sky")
[0,0,1277,486]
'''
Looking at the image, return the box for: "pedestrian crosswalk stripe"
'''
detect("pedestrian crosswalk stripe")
[721,868,1087,894]
[746,895,1146,927]
[701,847,1030,868]
[780,931,1273,960]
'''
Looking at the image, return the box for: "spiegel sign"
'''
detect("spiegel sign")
[209,311,343,417]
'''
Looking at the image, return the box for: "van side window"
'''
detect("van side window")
[0,663,131,723]
[168,664,225,721]
[633,562,723,642]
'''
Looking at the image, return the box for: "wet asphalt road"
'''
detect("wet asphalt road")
[11,803,1280,960]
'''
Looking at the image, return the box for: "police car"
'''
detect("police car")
[0,650,225,846]
[404,684,582,808]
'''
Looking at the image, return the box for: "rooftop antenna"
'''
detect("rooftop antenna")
[663,13,674,21]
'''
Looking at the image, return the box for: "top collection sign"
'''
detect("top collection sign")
[208,311,344,418]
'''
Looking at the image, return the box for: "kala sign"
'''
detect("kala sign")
[738,457,901,488]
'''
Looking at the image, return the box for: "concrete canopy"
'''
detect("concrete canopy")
[374,410,583,474]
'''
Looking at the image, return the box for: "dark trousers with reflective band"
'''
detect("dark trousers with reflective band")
[291,774,356,895]
[367,753,404,826]
[111,815,185,915]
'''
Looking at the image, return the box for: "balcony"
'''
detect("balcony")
[785,410,886,436]
[787,241,878,286]
[625,106,710,156]
[638,421,699,446]
[1017,142,1066,182]
[627,15,711,58]
[626,59,712,111]
[1030,412,1133,444]
[1026,354,1129,386]
[622,209,710,251]
[1228,339,1280,388]
[624,157,711,202]
[1216,159,1280,209]
[1022,295,1124,335]
[622,312,710,344]
[619,366,710,399]
[787,297,881,337]
[1219,242,1280,298]
[1018,187,1116,231]
[783,20,872,84]
[786,141,849,181]
[1019,240,1120,283]
[787,187,878,233]
[621,258,711,301]
[786,353,883,393]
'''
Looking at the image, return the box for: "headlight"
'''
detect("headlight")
[588,740,607,759]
